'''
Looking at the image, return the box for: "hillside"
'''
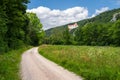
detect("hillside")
[45,8,120,36]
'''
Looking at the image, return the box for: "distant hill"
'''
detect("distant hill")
[45,8,120,36]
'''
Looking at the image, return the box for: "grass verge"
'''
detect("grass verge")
[0,46,30,80]
[39,45,120,80]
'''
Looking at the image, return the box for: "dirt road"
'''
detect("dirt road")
[21,47,83,80]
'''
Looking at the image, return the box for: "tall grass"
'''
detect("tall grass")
[39,45,120,80]
[0,47,30,80]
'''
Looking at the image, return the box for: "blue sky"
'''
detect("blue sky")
[27,0,120,30]
[28,0,120,16]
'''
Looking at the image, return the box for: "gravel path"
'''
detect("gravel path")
[21,47,83,80]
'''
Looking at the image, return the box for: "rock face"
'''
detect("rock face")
[111,12,120,22]
[68,23,78,31]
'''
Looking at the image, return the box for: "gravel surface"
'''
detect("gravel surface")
[21,47,83,80]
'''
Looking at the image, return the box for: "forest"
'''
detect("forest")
[44,9,120,46]
[0,0,44,53]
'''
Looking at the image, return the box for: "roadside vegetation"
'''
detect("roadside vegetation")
[0,0,44,54]
[39,45,120,80]
[0,0,44,80]
[0,47,30,80]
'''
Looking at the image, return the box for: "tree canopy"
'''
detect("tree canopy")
[0,0,44,53]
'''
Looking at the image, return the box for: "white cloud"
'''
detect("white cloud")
[91,7,109,17]
[27,6,88,30]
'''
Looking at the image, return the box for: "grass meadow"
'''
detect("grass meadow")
[0,47,30,80]
[39,45,120,80]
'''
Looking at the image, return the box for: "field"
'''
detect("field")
[0,47,30,80]
[39,45,120,80]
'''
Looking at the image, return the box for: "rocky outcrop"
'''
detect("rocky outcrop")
[111,12,120,22]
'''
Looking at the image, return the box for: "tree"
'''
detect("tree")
[74,27,83,45]
[26,12,44,46]
[49,29,64,45]
[63,28,72,45]
[5,0,29,49]
[0,0,8,53]
[0,0,31,53]
[116,13,120,20]
[111,20,120,46]
[74,22,113,46]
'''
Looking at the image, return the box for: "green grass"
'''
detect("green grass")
[39,45,120,80]
[0,47,30,80]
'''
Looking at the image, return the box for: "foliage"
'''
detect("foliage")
[111,20,120,46]
[44,8,120,46]
[44,27,74,45]
[45,8,120,37]
[44,20,120,46]
[0,0,29,53]
[116,13,120,20]
[63,28,71,44]
[5,0,29,50]
[49,29,64,45]
[0,46,30,80]
[39,45,120,80]
[74,20,120,46]
[26,13,44,46]
[0,0,8,53]
[0,0,44,53]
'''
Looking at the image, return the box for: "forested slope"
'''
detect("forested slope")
[45,8,120,36]
[44,8,120,46]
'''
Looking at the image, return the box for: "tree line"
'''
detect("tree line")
[44,19,120,46]
[0,0,44,53]
[74,20,120,46]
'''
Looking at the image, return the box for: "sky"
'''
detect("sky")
[27,0,120,30]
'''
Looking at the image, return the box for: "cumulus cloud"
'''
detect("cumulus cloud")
[27,6,88,30]
[91,7,109,17]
